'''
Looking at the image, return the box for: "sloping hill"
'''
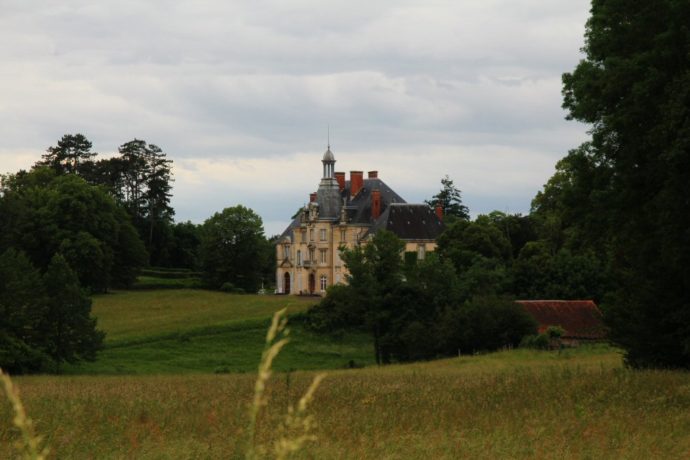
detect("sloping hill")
[64,290,374,374]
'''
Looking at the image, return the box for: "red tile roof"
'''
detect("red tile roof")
[516,300,607,340]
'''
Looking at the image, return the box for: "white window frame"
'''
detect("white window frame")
[320,228,327,241]
[320,275,327,292]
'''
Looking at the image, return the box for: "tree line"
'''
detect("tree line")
[0,134,276,373]
[306,177,608,364]
[309,0,690,370]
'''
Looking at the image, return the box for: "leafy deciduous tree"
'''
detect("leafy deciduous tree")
[200,205,268,292]
[561,0,690,368]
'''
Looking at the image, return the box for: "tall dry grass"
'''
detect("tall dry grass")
[0,369,49,459]
[2,308,326,460]
[246,307,325,459]
[3,343,690,458]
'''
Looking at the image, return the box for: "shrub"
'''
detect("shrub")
[520,334,550,350]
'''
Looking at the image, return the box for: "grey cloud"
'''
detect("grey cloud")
[0,0,591,228]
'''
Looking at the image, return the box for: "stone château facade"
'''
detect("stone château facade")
[276,146,444,295]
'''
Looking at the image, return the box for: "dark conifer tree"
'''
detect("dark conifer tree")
[425,175,469,221]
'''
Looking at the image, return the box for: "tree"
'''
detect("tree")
[483,211,538,260]
[425,175,469,221]
[35,134,97,176]
[513,242,608,303]
[437,219,511,272]
[435,296,536,355]
[115,139,174,265]
[0,249,49,373]
[561,0,690,368]
[41,254,105,372]
[0,169,147,291]
[167,221,202,269]
[340,230,406,364]
[199,205,268,292]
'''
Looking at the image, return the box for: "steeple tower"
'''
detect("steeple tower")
[322,144,335,178]
[316,141,341,220]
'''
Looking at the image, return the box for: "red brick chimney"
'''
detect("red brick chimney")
[334,172,346,191]
[435,203,443,221]
[350,171,363,197]
[368,171,378,179]
[310,192,317,203]
[371,189,381,220]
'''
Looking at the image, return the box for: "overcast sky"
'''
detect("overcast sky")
[0,0,591,236]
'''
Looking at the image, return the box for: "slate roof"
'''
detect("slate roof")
[342,178,406,224]
[515,300,606,340]
[368,203,444,240]
[279,215,300,239]
[280,177,443,241]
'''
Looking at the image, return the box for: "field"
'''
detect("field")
[3,289,690,459]
[65,290,374,374]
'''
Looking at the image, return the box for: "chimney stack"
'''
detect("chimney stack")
[310,192,317,203]
[435,203,443,221]
[334,172,346,191]
[350,171,363,197]
[368,171,378,179]
[371,189,381,220]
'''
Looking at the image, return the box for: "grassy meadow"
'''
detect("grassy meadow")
[64,290,374,374]
[2,288,690,458]
[5,347,690,459]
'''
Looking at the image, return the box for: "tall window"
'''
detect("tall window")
[319,249,327,264]
[301,231,306,243]
[320,275,327,292]
[309,229,314,241]
[297,250,302,266]
[340,229,346,242]
[309,248,315,262]
[417,244,426,260]
[284,244,290,260]
[320,228,327,241]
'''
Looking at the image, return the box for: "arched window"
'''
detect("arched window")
[319,275,327,292]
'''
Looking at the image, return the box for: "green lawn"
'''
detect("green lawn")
[64,290,374,374]
[90,289,314,343]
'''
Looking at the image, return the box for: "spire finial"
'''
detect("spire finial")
[327,124,330,149]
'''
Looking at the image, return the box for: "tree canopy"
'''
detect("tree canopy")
[0,249,104,374]
[557,0,690,368]
[0,168,147,291]
[199,205,269,293]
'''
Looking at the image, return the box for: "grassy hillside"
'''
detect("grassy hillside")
[64,290,375,374]
[6,346,690,459]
